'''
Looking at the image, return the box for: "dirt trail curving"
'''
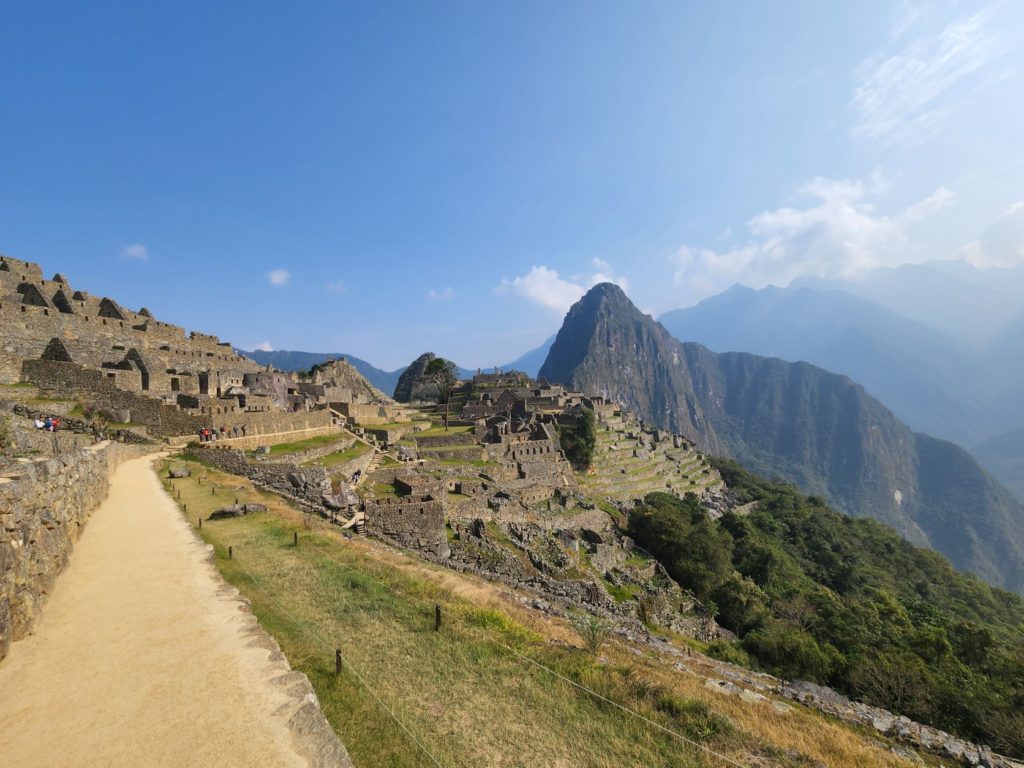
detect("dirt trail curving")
[0,454,311,767]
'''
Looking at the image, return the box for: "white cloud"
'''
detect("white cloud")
[254,341,274,352]
[427,287,455,301]
[267,269,290,287]
[121,243,149,261]
[325,281,346,294]
[671,177,955,305]
[498,261,630,314]
[851,9,996,145]
[961,202,1024,268]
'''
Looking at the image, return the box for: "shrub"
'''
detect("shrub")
[570,611,614,655]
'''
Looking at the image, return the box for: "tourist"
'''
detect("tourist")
[34,418,45,430]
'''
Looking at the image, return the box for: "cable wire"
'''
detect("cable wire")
[230,553,446,768]
[492,639,749,768]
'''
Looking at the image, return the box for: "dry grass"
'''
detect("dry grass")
[161,457,925,768]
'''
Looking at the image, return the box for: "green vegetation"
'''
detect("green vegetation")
[254,433,353,457]
[628,460,1024,758]
[421,357,458,431]
[414,423,475,437]
[569,611,614,655]
[558,407,597,471]
[313,441,372,468]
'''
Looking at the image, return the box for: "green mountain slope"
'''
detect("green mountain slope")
[628,469,1024,757]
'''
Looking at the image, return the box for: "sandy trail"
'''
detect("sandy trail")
[0,454,308,768]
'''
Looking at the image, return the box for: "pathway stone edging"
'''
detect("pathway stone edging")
[187,521,353,768]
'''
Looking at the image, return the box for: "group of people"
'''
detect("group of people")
[197,424,248,442]
[33,416,61,432]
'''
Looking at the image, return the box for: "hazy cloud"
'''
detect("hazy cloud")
[499,260,629,314]
[267,269,290,287]
[254,341,274,352]
[121,243,149,261]
[671,177,955,305]
[427,287,455,301]
[961,202,1024,268]
[851,9,996,145]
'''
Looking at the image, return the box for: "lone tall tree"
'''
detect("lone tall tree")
[422,357,458,430]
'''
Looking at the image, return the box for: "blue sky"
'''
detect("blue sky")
[1,1,1022,368]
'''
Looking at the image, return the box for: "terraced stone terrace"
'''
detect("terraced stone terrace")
[580,412,723,503]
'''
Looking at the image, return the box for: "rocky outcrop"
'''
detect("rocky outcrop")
[392,352,438,403]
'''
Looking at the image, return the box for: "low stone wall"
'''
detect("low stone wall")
[7,423,96,455]
[364,466,417,486]
[0,441,152,661]
[415,433,478,448]
[330,446,376,482]
[198,450,332,508]
[416,445,486,461]
[206,426,348,453]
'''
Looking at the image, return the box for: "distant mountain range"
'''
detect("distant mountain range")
[539,282,1024,594]
[660,260,1024,502]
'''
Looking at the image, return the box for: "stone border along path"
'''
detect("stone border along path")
[0,453,351,768]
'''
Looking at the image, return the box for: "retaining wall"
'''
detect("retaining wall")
[0,440,152,661]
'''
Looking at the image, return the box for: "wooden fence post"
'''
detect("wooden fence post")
[435,604,442,631]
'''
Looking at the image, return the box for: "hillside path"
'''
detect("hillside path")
[0,454,309,768]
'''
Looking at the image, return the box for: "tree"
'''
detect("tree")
[422,357,458,430]
[558,407,597,470]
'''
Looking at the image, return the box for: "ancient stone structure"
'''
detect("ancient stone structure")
[0,440,151,660]
[0,255,259,392]
[0,256,393,442]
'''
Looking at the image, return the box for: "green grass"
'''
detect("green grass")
[254,432,353,457]
[604,579,643,603]
[370,482,403,498]
[414,424,475,437]
[312,441,372,468]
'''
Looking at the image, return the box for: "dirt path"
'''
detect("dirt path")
[0,455,313,768]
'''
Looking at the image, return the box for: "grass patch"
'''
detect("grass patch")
[414,424,475,437]
[604,579,643,603]
[312,441,372,468]
[254,432,353,457]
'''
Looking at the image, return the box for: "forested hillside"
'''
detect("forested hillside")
[629,461,1024,757]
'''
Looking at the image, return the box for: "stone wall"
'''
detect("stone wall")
[198,450,332,508]
[362,496,449,557]
[204,425,347,452]
[0,440,152,661]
